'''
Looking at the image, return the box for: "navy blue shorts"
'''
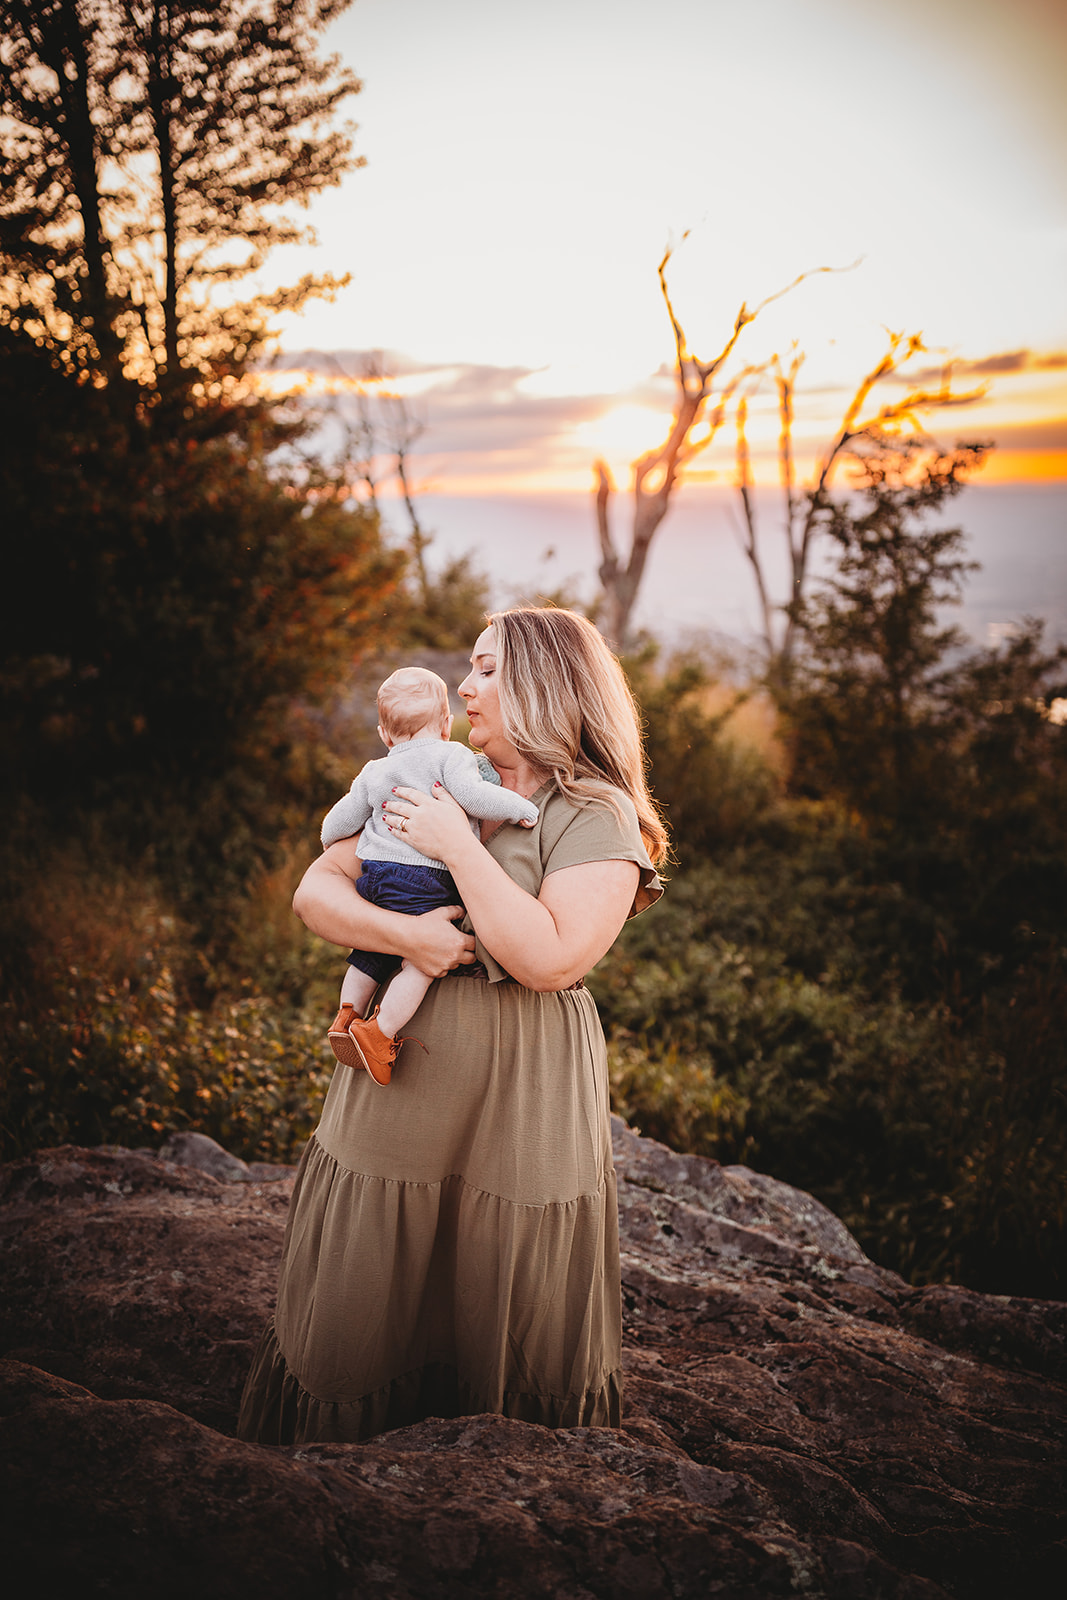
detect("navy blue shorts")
[347,860,460,985]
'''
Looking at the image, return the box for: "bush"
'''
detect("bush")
[591,828,1067,1298]
[0,840,335,1165]
[623,647,780,863]
[0,326,404,811]
[4,637,1063,1302]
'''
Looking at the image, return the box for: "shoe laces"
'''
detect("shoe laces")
[391,1031,428,1059]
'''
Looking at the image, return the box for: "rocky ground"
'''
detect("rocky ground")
[1,1120,1064,1598]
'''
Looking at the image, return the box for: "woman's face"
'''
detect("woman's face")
[458,626,513,764]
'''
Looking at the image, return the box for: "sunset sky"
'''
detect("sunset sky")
[263,0,1067,497]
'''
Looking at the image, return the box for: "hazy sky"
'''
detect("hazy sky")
[265,0,1067,490]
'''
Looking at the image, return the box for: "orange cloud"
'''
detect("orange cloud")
[262,349,1066,493]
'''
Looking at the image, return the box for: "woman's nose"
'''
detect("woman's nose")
[458,674,473,699]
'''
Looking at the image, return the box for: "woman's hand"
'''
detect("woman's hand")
[384,783,474,864]
[292,838,476,973]
[405,903,477,978]
[384,785,638,991]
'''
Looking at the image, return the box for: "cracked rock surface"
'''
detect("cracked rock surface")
[1,1120,1064,1597]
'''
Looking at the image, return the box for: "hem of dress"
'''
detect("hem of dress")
[236,1316,624,1447]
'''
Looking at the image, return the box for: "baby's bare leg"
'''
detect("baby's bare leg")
[340,965,379,1019]
[376,960,434,1039]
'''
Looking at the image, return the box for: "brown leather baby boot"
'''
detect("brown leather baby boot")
[346,1008,426,1086]
[327,1003,362,1069]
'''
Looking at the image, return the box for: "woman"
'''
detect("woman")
[237,607,666,1444]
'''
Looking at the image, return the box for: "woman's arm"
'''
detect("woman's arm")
[385,788,639,991]
[292,837,476,978]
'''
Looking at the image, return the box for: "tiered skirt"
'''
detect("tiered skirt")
[237,975,622,1445]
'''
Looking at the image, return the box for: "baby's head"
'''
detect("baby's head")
[377,666,453,747]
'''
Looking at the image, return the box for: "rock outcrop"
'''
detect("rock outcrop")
[1,1122,1064,1598]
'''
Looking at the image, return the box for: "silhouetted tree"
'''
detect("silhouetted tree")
[779,431,1065,860]
[735,335,986,684]
[0,0,359,385]
[0,0,124,375]
[0,2,399,810]
[784,435,987,826]
[0,323,403,798]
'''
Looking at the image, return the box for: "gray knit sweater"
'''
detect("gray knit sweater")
[320,738,541,870]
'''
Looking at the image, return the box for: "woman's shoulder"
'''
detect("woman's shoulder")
[538,782,663,917]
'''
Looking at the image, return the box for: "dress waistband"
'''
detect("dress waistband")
[447,963,584,991]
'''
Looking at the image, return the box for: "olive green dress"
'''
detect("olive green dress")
[237,782,662,1445]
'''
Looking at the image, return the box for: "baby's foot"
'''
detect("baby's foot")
[328,1003,363,1069]
[346,1009,427,1087]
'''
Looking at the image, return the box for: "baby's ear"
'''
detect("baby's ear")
[377,723,393,748]
[442,712,454,739]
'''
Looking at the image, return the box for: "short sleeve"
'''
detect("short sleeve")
[540,788,663,919]
[461,781,664,981]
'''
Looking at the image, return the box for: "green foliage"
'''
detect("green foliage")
[607,1039,749,1162]
[0,326,404,823]
[0,845,335,1163]
[592,601,1067,1298]
[591,830,1067,1298]
[780,436,1067,1000]
[785,437,986,824]
[2,971,333,1165]
[778,432,1066,888]
[393,552,493,652]
[623,647,778,862]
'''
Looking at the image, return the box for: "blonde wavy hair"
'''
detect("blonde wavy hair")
[489,607,669,867]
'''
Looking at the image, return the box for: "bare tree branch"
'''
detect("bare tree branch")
[735,329,990,676]
[734,387,775,652]
[595,459,619,584]
[774,348,802,533]
[594,248,848,649]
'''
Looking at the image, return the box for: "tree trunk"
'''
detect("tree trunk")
[49,1,120,373]
[147,2,181,377]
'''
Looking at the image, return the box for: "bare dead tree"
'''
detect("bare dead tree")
[734,375,774,651]
[314,352,433,597]
[594,248,838,649]
[375,372,432,606]
[734,332,987,680]
[349,359,385,513]
[304,351,385,511]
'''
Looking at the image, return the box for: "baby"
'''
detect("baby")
[321,666,540,1085]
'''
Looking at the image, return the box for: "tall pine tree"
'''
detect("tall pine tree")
[0,0,359,384]
[0,2,402,809]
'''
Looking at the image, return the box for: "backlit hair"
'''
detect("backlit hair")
[377,667,450,742]
[489,607,669,867]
